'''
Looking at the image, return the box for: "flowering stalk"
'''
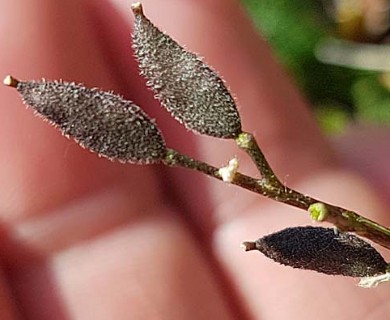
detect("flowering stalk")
[4,1,390,286]
[163,149,390,250]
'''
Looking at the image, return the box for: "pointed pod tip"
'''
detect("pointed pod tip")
[241,241,257,252]
[3,75,19,88]
[131,2,144,16]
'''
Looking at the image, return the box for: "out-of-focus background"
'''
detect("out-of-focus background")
[242,0,390,134]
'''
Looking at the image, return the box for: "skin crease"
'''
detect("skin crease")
[0,0,390,319]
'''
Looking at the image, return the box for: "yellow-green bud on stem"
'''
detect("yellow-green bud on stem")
[309,202,329,222]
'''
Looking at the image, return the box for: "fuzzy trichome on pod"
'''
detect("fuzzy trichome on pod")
[131,2,242,139]
[242,226,388,277]
[3,75,166,164]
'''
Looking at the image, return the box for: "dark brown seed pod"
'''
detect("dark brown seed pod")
[4,75,167,164]
[242,226,388,277]
[131,3,242,139]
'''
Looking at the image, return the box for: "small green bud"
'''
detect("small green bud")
[4,75,166,164]
[309,202,328,221]
[242,226,388,277]
[131,3,242,138]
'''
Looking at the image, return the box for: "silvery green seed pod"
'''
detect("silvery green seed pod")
[242,226,388,277]
[131,3,242,139]
[4,75,166,164]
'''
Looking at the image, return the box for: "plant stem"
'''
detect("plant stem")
[163,148,390,249]
[235,132,282,186]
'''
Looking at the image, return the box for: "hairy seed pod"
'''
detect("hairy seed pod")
[242,226,388,277]
[131,3,242,138]
[4,75,166,164]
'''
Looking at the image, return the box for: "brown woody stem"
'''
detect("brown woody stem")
[163,148,390,250]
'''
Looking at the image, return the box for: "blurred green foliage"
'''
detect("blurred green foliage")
[353,76,390,123]
[242,0,390,133]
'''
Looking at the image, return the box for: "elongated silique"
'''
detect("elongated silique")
[12,77,167,164]
[131,3,242,139]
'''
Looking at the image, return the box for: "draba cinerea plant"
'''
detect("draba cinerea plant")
[4,2,390,288]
